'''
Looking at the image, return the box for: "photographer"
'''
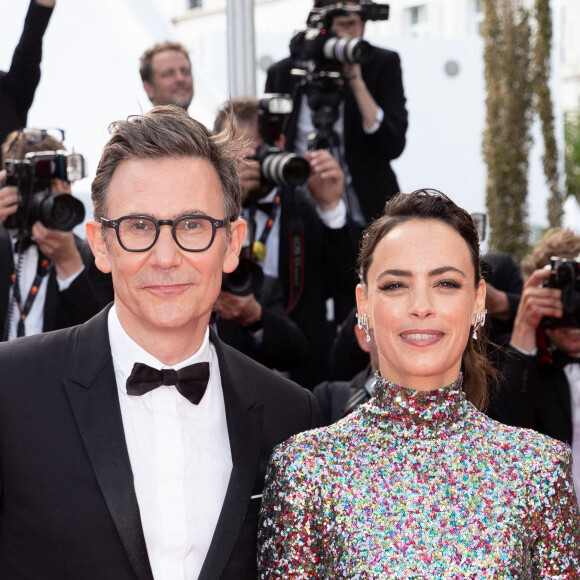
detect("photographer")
[0,129,113,340]
[493,228,580,504]
[0,0,56,166]
[265,0,408,225]
[215,97,360,387]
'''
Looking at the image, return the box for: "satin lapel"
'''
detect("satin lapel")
[198,333,264,580]
[62,307,154,580]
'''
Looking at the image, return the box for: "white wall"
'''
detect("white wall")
[0,0,567,235]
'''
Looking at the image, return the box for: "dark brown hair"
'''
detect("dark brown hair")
[91,105,244,223]
[357,188,495,410]
[213,97,259,134]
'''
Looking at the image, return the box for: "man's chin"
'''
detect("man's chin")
[170,95,193,110]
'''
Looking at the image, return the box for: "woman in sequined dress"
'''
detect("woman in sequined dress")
[258,189,580,578]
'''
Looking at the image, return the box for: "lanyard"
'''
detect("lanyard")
[11,249,52,337]
[251,195,281,262]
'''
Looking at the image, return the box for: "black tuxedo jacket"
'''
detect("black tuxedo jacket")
[492,346,573,445]
[0,307,320,579]
[265,43,408,222]
[0,227,114,338]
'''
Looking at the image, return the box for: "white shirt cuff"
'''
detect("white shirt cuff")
[363,107,384,134]
[56,265,85,291]
[316,199,347,229]
[509,342,538,357]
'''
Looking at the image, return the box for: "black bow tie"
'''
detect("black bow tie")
[126,362,210,405]
[551,349,580,369]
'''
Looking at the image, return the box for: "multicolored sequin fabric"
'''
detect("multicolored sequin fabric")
[258,375,580,578]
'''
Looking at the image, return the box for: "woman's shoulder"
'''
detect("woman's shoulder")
[470,406,572,471]
[271,413,364,467]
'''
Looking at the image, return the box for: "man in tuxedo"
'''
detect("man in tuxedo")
[0,105,320,579]
[265,0,408,225]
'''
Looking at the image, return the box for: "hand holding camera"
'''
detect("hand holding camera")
[305,149,345,211]
[511,268,563,353]
[0,170,19,225]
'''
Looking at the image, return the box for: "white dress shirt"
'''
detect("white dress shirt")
[564,362,580,508]
[108,306,232,580]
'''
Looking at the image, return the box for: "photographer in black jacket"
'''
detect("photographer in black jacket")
[265,0,407,225]
[215,97,360,387]
[0,129,113,340]
[493,228,580,505]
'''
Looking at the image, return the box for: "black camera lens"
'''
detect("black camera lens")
[322,37,370,64]
[261,151,311,187]
[32,193,86,231]
[222,257,264,297]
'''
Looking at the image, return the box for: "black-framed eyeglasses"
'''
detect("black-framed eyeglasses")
[4,128,66,157]
[100,214,231,252]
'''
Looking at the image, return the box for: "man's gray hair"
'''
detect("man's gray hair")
[91,105,244,222]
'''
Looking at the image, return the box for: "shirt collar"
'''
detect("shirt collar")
[108,305,211,390]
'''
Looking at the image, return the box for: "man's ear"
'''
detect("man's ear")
[143,81,155,102]
[85,220,112,274]
[222,218,247,274]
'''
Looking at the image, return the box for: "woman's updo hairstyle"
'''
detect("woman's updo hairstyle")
[357,189,495,410]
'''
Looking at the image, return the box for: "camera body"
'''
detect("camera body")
[254,94,310,188]
[289,2,389,150]
[542,257,580,329]
[4,150,86,233]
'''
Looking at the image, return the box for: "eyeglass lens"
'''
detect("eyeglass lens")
[118,216,215,251]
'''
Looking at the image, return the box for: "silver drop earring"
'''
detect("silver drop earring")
[472,309,487,340]
[356,313,371,342]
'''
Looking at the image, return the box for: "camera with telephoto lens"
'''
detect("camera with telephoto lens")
[4,150,86,233]
[289,1,389,149]
[253,94,310,187]
[541,256,580,329]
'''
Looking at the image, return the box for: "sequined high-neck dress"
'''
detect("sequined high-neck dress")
[258,376,580,578]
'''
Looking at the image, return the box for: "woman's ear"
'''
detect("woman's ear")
[476,279,487,317]
[355,283,369,320]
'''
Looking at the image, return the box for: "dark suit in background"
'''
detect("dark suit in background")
[493,346,573,445]
[215,274,308,372]
[265,44,408,223]
[0,307,320,579]
[274,186,360,387]
[0,1,54,164]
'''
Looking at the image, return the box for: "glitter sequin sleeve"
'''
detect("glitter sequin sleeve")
[258,433,325,578]
[257,376,580,578]
[525,442,580,576]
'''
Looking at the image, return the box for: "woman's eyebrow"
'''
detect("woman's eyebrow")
[377,266,467,278]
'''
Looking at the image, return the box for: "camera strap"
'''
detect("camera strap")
[10,248,52,338]
[249,195,281,263]
[285,214,305,314]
